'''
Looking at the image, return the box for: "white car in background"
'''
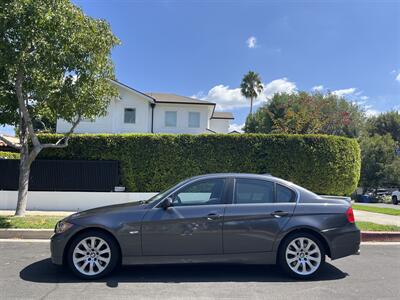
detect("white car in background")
[392,190,400,205]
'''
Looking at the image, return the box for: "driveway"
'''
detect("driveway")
[0,240,399,299]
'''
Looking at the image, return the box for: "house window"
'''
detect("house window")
[165,111,177,127]
[124,108,136,124]
[188,112,200,128]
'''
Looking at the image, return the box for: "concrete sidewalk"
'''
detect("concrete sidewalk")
[0,210,72,216]
[354,203,400,210]
[354,210,400,226]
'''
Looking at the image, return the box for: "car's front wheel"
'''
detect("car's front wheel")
[278,232,325,279]
[67,230,119,279]
[392,196,398,205]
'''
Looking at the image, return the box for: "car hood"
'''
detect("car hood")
[66,201,149,221]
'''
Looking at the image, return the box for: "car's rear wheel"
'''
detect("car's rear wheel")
[392,196,398,205]
[67,230,119,279]
[278,232,325,279]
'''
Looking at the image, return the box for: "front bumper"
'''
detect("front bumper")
[50,225,81,265]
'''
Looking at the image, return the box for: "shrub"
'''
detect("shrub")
[0,151,20,159]
[37,133,361,195]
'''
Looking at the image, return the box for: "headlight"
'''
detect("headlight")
[54,221,74,234]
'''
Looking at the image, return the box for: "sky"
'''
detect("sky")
[1,0,399,135]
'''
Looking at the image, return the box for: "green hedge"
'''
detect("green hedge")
[37,134,361,195]
[0,151,20,159]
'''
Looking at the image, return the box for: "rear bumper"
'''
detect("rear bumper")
[323,224,361,260]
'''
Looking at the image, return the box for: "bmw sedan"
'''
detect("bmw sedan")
[51,173,360,280]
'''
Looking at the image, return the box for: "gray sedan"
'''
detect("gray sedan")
[51,173,360,280]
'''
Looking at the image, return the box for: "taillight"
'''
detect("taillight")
[346,207,355,223]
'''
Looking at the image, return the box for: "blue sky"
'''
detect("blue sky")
[1,0,399,134]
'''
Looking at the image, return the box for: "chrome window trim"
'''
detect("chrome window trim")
[152,175,300,209]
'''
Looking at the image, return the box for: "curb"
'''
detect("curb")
[1,229,400,242]
[361,231,400,242]
[0,229,53,239]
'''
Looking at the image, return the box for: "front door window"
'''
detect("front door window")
[173,178,225,206]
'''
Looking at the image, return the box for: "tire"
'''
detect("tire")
[278,232,326,280]
[392,196,398,205]
[66,230,119,280]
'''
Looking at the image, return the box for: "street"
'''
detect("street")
[0,241,399,300]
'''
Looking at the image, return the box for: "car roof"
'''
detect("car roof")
[189,173,288,183]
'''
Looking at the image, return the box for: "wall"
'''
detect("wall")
[209,118,231,133]
[56,85,151,134]
[152,103,212,134]
[0,191,157,211]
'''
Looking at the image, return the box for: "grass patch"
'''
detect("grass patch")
[1,215,399,232]
[353,204,400,216]
[356,221,400,232]
[0,215,63,229]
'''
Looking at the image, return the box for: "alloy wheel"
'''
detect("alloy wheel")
[285,237,321,276]
[72,236,111,276]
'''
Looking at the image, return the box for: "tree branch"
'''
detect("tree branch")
[41,115,81,149]
[15,69,41,148]
[0,135,21,150]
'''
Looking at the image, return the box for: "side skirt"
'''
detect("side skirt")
[122,252,277,266]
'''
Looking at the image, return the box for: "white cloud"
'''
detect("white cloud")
[197,85,245,110]
[229,123,245,133]
[331,88,357,97]
[246,36,257,48]
[391,69,400,82]
[263,78,297,99]
[365,108,380,117]
[312,85,324,92]
[194,77,297,110]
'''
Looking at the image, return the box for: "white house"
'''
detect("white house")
[56,80,234,134]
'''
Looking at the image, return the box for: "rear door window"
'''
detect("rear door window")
[276,184,296,203]
[234,179,274,204]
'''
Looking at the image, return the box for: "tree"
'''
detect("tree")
[359,134,400,191]
[366,111,400,142]
[244,91,365,138]
[240,71,263,116]
[0,0,120,216]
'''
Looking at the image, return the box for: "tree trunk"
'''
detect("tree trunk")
[15,119,29,216]
[250,97,253,115]
[15,149,30,216]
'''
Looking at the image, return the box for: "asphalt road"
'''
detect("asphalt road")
[0,241,399,300]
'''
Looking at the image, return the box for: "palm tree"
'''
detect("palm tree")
[240,71,263,116]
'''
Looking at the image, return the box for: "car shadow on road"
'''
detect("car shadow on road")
[20,258,348,286]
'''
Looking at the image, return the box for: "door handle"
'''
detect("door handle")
[206,213,221,220]
[271,210,289,218]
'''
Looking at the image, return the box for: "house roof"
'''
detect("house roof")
[211,112,234,120]
[146,93,215,106]
[110,79,156,103]
[0,135,20,152]
[0,135,19,147]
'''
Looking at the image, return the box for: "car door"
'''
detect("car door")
[141,178,227,256]
[223,178,296,253]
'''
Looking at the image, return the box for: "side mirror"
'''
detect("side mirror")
[160,197,173,209]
